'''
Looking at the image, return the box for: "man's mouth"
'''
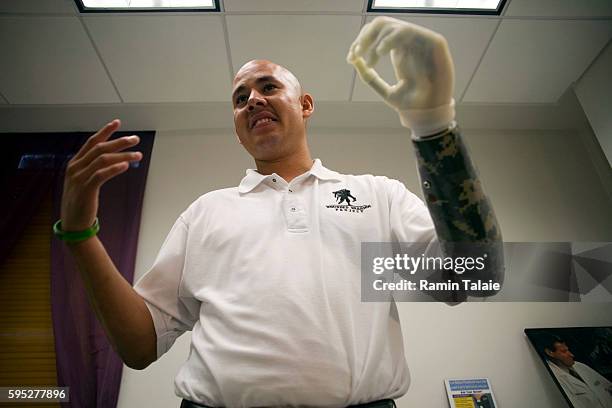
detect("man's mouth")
[249,112,279,129]
[252,117,277,129]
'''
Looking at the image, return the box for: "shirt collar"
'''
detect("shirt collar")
[238,158,341,194]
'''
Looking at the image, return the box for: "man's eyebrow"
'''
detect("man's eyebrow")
[232,75,280,100]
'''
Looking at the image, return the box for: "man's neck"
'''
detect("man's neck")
[254,152,313,182]
[551,360,572,372]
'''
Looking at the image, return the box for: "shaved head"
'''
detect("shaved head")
[234,59,303,96]
[230,58,314,167]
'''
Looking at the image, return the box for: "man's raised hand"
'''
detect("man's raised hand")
[347,16,455,137]
[60,119,142,232]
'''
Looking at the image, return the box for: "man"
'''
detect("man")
[55,17,502,407]
[544,335,612,408]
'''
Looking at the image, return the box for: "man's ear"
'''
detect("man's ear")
[544,348,553,358]
[301,93,314,119]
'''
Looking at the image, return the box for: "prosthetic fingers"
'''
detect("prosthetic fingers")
[347,16,455,138]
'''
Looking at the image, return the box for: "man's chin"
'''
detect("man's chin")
[251,135,283,152]
[252,150,285,162]
[244,143,285,162]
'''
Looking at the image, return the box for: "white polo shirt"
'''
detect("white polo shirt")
[134,159,435,407]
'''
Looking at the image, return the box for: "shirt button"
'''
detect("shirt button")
[272,178,277,182]
[289,189,293,193]
[290,207,297,212]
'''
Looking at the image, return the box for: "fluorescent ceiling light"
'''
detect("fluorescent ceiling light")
[78,0,218,11]
[370,0,505,14]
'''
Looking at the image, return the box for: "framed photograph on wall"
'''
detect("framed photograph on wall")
[525,327,612,408]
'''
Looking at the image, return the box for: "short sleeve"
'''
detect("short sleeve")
[386,178,436,243]
[134,216,200,359]
[385,178,445,302]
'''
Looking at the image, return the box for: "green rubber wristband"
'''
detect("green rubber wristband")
[53,218,100,243]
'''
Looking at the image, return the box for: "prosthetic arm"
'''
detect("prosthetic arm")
[348,17,503,301]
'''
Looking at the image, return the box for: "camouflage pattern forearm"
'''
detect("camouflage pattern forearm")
[413,125,500,242]
[413,124,504,299]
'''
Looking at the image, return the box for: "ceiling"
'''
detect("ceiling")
[0,0,611,131]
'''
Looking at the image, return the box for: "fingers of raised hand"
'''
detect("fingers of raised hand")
[88,161,132,188]
[68,134,140,176]
[72,119,121,162]
[83,151,142,187]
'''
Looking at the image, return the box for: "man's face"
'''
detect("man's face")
[547,342,575,368]
[232,60,313,161]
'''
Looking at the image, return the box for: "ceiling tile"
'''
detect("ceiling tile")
[464,20,612,104]
[84,15,231,103]
[0,0,76,14]
[352,16,499,102]
[224,0,365,13]
[227,15,363,102]
[506,0,612,17]
[0,16,119,104]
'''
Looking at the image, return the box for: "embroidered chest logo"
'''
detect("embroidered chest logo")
[326,189,372,213]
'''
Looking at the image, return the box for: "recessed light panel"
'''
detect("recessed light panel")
[77,0,218,12]
[369,0,505,15]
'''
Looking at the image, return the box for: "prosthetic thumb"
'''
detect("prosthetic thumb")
[350,57,455,138]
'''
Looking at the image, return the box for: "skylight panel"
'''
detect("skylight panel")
[76,0,219,12]
[368,0,506,15]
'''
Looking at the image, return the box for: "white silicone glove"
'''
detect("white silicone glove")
[347,16,455,138]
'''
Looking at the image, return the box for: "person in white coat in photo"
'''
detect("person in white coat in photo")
[544,335,612,408]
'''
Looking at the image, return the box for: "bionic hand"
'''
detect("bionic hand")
[347,16,455,138]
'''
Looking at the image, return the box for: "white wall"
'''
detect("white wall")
[117,127,612,408]
[575,41,612,167]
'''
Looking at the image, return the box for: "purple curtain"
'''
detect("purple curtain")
[0,130,155,408]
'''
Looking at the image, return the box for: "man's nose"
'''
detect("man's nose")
[247,90,266,111]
